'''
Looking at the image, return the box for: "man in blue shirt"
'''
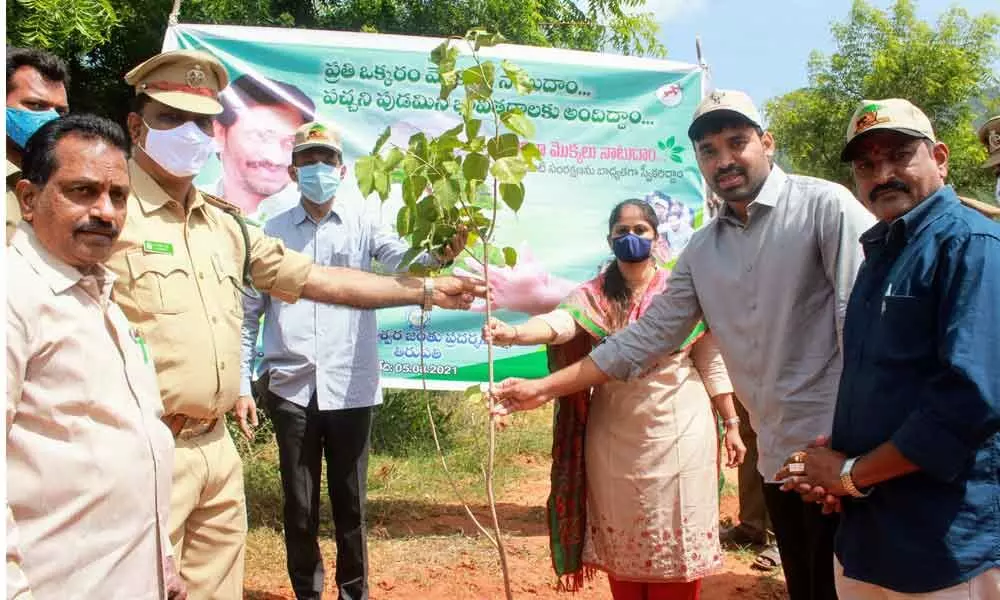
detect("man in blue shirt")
[777,99,1000,597]
[238,121,464,600]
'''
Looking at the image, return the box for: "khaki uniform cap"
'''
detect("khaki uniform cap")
[125,50,229,115]
[293,121,344,154]
[688,89,764,139]
[977,115,1000,170]
[841,98,936,161]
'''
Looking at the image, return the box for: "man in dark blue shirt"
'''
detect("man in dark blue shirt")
[776,98,1000,597]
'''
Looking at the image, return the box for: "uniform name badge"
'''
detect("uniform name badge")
[143,240,174,255]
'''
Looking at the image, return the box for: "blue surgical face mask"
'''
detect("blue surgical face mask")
[612,232,653,263]
[296,163,342,205]
[6,107,60,149]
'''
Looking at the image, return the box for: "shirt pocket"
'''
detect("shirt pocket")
[211,252,245,318]
[876,295,934,363]
[125,251,198,314]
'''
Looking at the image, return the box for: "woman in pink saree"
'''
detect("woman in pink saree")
[485,200,746,600]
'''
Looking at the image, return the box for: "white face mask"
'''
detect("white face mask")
[141,120,215,177]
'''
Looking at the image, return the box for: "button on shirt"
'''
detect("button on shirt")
[6,223,174,599]
[590,166,875,480]
[104,161,313,420]
[832,186,1000,593]
[240,201,426,410]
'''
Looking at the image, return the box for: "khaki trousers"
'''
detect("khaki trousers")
[835,557,1000,599]
[170,418,247,600]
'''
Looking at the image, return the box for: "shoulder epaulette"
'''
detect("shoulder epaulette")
[958,195,1000,220]
[200,191,244,217]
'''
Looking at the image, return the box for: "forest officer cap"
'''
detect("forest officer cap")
[977,115,1000,170]
[125,50,229,115]
[840,98,936,162]
[293,121,344,155]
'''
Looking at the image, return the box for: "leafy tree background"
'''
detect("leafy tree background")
[6,0,665,125]
[8,0,997,192]
[765,0,1000,200]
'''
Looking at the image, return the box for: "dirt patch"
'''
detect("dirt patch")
[245,465,785,599]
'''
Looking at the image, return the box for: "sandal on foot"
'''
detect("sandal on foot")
[751,544,781,571]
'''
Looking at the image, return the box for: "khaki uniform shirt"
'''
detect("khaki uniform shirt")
[6,158,21,245]
[6,223,174,599]
[105,161,312,419]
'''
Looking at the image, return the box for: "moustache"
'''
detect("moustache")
[75,221,120,238]
[869,180,909,203]
[246,160,287,169]
[714,165,746,184]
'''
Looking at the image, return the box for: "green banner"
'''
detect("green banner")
[166,24,707,390]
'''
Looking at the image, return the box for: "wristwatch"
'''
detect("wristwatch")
[422,277,434,312]
[840,456,871,498]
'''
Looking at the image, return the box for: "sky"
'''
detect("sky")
[648,0,999,113]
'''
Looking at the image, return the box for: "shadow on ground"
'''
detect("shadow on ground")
[247,492,548,538]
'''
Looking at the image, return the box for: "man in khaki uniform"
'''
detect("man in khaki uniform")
[109,49,480,599]
[6,47,70,243]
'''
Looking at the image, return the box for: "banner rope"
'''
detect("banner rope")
[168,0,184,26]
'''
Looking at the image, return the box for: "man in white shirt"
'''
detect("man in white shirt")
[6,114,182,598]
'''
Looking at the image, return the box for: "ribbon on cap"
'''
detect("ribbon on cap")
[140,81,216,98]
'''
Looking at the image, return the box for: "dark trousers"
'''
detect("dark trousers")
[264,389,373,600]
[762,482,839,600]
[735,398,772,538]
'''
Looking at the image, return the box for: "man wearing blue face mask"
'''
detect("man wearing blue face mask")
[6,47,70,244]
[238,120,465,600]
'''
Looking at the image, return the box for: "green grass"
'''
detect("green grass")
[235,390,554,532]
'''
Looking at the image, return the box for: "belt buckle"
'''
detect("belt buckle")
[170,416,217,440]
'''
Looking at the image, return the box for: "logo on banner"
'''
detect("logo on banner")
[656,83,683,108]
[407,307,431,327]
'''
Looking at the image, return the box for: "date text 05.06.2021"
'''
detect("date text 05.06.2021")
[380,361,458,376]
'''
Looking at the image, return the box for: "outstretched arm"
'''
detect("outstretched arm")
[492,356,610,415]
[247,222,484,309]
[483,310,581,346]
[301,267,483,310]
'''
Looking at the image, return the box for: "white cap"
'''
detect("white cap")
[688,89,763,139]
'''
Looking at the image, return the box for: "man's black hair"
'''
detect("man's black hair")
[688,111,765,144]
[131,93,151,115]
[22,114,129,185]
[6,46,70,91]
[216,75,315,127]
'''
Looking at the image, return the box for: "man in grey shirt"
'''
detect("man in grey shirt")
[494,90,874,600]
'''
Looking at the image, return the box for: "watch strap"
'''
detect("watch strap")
[422,277,434,312]
[840,456,871,498]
